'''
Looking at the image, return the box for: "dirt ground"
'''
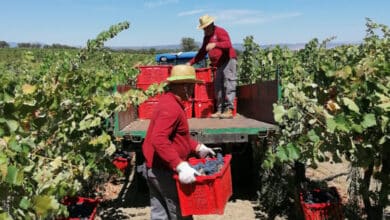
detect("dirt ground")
[96,200,259,220]
[94,154,354,220]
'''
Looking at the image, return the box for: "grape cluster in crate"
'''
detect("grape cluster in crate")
[191,153,224,175]
[300,187,343,220]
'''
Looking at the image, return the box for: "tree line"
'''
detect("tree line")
[0,37,199,52]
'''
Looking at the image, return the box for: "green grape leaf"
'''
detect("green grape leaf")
[376,93,390,111]
[0,212,12,220]
[351,124,364,133]
[276,147,289,162]
[334,115,350,132]
[6,120,18,133]
[9,137,21,152]
[287,107,298,119]
[378,135,388,145]
[286,143,300,161]
[22,84,37,95]
[361,113,376,128]
[381,116,389,132]
[19,197,31,210]
[6,165,22,185]
[308,130,320,143]
[105,142,116,156]
[378,102,390,111]
[326,118,337,133]
[342,97,360,113]
[273,104,285,122]
[32,195,59,216]
[262,155,275,170]
[3,92,15,103]
[50,157,63,170]
[0,163,7,178]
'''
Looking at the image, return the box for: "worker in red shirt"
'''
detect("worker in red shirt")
[187,14,237,119]
[142,65,215,220]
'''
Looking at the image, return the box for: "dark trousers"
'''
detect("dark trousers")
[145,167,193,220]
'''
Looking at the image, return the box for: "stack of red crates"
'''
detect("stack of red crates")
[194,68,215,118]
[137,65,171,119]
[194,68,237,118]
[136,65,192,119]
[136,66,237,119]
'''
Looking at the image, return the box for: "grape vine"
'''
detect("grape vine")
[0,21,151,219]
[238,18,388,219]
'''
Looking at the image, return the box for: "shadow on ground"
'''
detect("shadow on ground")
[97,160,150,219]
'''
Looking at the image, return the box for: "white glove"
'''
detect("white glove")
[197,144,216,158]
[176,162,200,184]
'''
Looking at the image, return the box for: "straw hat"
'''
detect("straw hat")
[166,65,203,84]
[197,14,215,29]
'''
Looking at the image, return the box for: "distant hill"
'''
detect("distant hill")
[110,44,182,51]
[6,41,47,48]
[7,42,18,48]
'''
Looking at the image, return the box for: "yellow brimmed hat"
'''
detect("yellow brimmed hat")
[197,14,215,29]
[166,65,203,84]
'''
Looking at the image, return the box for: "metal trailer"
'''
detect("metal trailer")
[111,52,281,202]
[112,78,280,202]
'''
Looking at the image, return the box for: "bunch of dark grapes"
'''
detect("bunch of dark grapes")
[302,187,340,204]
[67,202,95,218]
[191,153,224,175]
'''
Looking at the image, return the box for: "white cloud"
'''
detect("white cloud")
[211,10,302,25]
[144,0,179,8]
[267,12,302,21]
[178,9,205,17]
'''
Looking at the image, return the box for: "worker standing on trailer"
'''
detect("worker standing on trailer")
[142,65,215,220]
[187,14,237,119]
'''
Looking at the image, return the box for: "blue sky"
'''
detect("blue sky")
[1,0,389,47]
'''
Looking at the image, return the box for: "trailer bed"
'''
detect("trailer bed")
[114,80,279,144]
[118,114,277,144]
[122,114,274,131]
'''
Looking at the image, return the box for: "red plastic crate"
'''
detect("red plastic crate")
[174,154,232,216]
[138,100,158,119]
[196,67,215,82]
[195,82,215,100]
[60,197,99,220]
[112,151,133,173]
[194,99,214,118]
[300,187,343,220]
[137,65,172,84]
[112,157,129,173]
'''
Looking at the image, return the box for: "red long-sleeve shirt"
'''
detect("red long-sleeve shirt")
[142,92,198,170]
[189,25,237,67]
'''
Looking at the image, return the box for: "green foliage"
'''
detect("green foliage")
[0,21,153,218]
[239,18,389,217]
[238,36,291,84]
[268,19,388,216]
[0,41,10,48]
[181,37,198,52]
